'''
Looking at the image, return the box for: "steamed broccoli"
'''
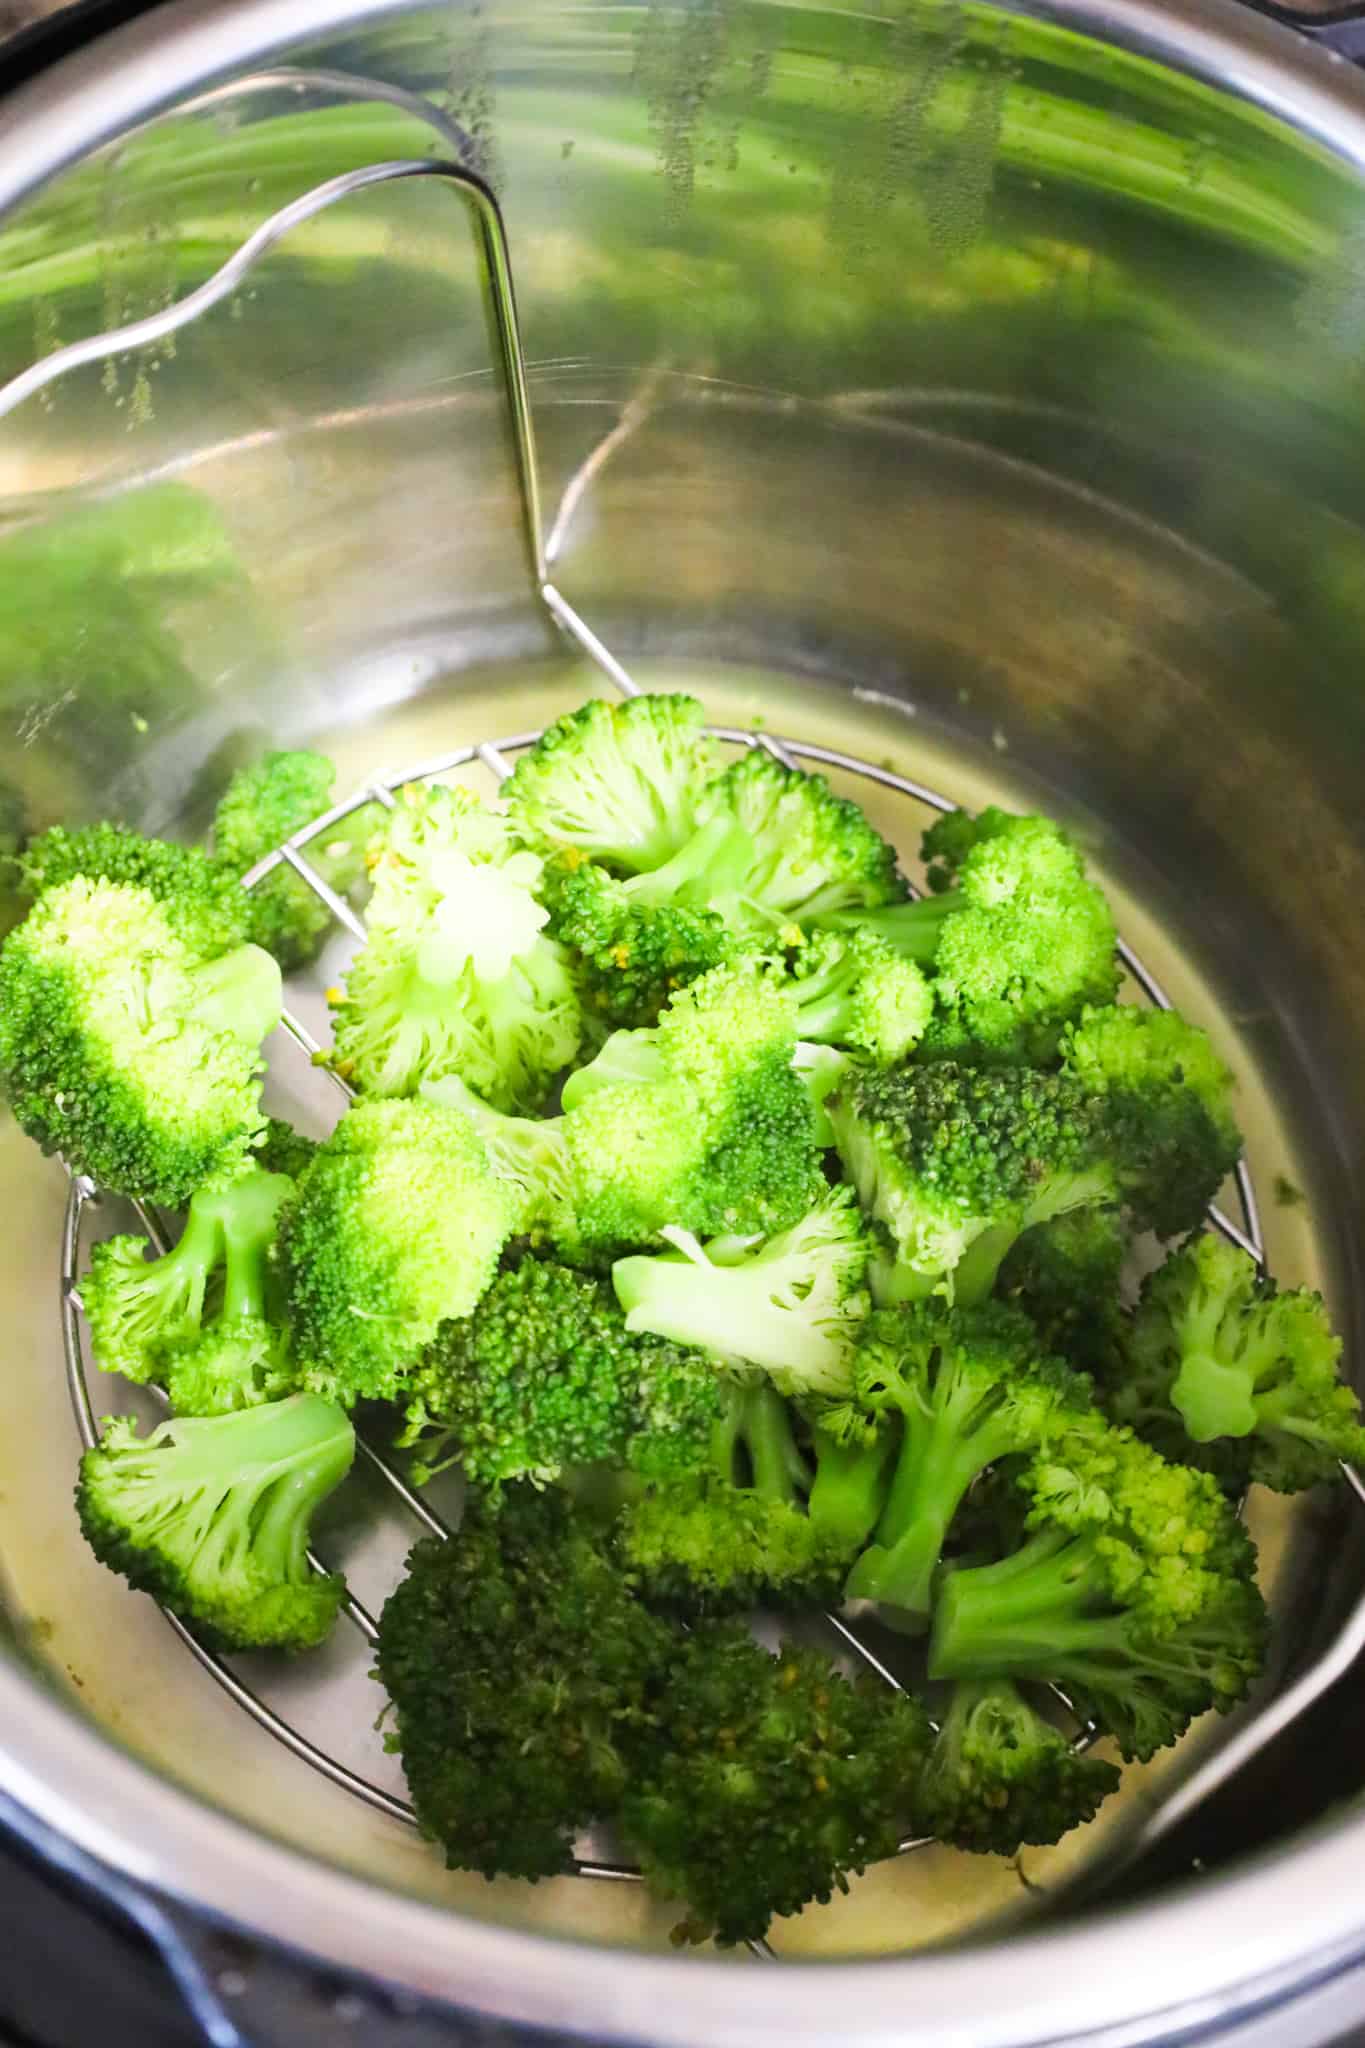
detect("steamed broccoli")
[1000,1209,1130,1378]
[83,1161,296,1414]
[916,1677,1120,1855]
[929,1421,1268,1761]
[282,1097,521,1405]
[0,876,280,1204]
[847,807,1118,1065]
[839,1302,1094,1630]
[615,1378,889,1613]
[76,1394,354,1651]
[398,1257,722,1488]
[17,822,250,955]
[213,749,377,971]
[539,847,734,1030]
[329,784,581,1110]
[376,1486,673,1880]
[1116,1234,1363,1492]
[783,927,932,1063]
[503,694,717,872]
[618,1622,932,1945]
[611,1185,872,1398]
[255,1115,319,1183]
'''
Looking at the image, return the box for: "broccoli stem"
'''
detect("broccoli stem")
[198,1169,293,1324]
[187,942,282,1047]
[614,1238,849,1386]
[854,892,962,963]
[805,1426,893,1552]
[713,1380,808,1500]
[625,812,756,912]
[929,1529,1114,1679]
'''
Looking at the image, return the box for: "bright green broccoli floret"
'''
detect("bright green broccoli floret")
[611,1185,872,1398]
[398,1257,721,1487]
[929,1421,1268,1761]
[618,1621,932,1945]
[0,876,280,1204]
[83,1161,295,1414]
[76,1394,354,1652]
[376,1487,673,1881]
[539,847,735,1029]
[255,1115,319,1183]
[916,1677,1120,1855]
[282,1097,520,1405]
[846,808,1118,1066]
[503,694,718,872]
[1000,1210,1130,1378]
[18,821,250,955]
[784,927,932,1062]
[329,784,581,1111]
[840,1302,1094,1630]
[213,749,378,972]
[1116,1234,1362,1493]
[615,1378,888,1613]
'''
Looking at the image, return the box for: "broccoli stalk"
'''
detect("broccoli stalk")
[76,1394,354,1652]
[611,1185,871,1397]
[929,1422,1268,1760]
[840,1303,1093,1630]
[916,1677,1120,1855]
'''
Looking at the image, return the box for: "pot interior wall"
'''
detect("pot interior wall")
[0,0,1363,1967]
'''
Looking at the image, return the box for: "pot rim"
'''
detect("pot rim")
[4,0,1365,2036]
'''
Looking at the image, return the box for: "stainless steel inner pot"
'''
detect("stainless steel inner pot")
[3,1,1365,2042]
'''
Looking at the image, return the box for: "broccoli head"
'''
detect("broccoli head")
[784,927,932,1063]
[1000,1209,1130,1378]
[282,1097,520,1405]
[618,1621,933,1945]
[0,876,280,1204]
[375,1487,673,1880]
[76,1394,354,1652]
[17,821,250,955]
[611,1185,872,1398]
[329,783,581,1111]
[916,1677,1120,1856]
[539,846,734,1030]
[254,1115,319,1183]
[929,1420,1268,1760]
[503,694,717,872]
[213,749,378,971]
[1117,1234,1362,1493]
[398,1256,722,1488]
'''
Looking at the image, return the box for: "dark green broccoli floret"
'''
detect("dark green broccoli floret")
[846,808,1118,1066]
[329,783,581,1110]
[213,749,378,972]
[839,1302,1094,1630]
[0,876,280,1205]
[618,1622,932,1945]
[376,1487,673,1880]
[282,1097,521,1405]
[539,847,735,1030]
[398,1257,722,1488]
[1115,1234,1363,1493]
[929,1421,1268,1761]
[916,1677,1120,1855]
[76,1394,354,1652]
[503,694,718,872]
[611,1185,872,1398]
[83,1161,295,1414]
[784,927,932,1063]
[1000,1210,1130,1378]
[254,1115,319,1183]
[615,1378,889,1614]
[17,821,250,956]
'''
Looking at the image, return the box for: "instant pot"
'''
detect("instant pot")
[5,0,1365,2041]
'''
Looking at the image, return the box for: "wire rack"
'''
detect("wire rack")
[0,122,1279,1951]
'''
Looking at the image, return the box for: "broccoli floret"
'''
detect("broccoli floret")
[329,784,581,1111]
[282,1098,521,1405]
[213,750,378,972]
[398,1257,721,1487]
[376,1487,673,1880]
[615,1378,888,1613]
[17,821,250,956]
[0,876,280,1205]
[783,927,932,1063]
[1117,1234,1363,1493]
[1062,1005,1242,1239]
[1000,1210,1130,1378]
[618,1621,932,1945]
[255,1115,319,1183]
[503,694,717,872]
[83,1161,295,1413]
[916,1677,1120,1855]
[929,1421,1268,1761]
[539,847,735,1030]
[846,808,1118,1066]
[76,1394,354,1652]
[611,1185,872,1398]
[840,1302,1094,1630]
